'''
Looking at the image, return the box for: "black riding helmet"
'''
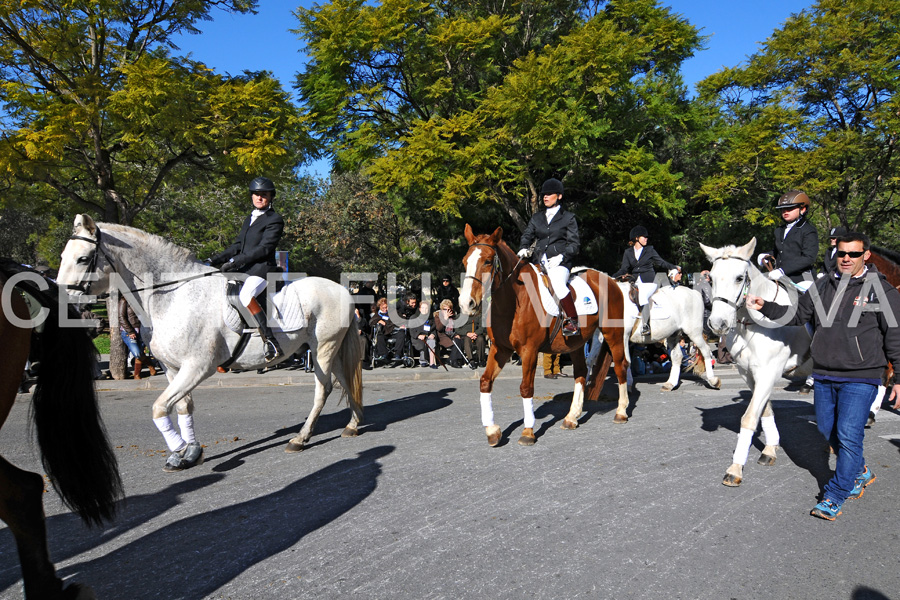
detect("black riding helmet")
[629,225,649,241]
[540,178,564,196]
[249,176,277,197]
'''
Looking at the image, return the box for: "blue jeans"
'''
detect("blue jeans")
[814,380,877,504]
[120,329,144,359]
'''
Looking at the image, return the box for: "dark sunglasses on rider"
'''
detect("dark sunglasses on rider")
[835,250,865,258]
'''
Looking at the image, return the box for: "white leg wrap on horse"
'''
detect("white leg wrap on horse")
[177,413,196,443]
[154,416,186,452]
[522,397,535,429]
[732,428,755,466]
[872,385,886,414]
[480,392,494,427]
[760,415,779,447]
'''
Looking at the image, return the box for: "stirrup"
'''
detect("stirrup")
[264,338,283,361]
[562,318,580,337]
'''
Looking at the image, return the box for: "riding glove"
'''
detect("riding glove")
[221,257,246,272]
[517,248,530,258]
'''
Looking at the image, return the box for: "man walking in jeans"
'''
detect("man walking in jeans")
[747,232,900,520]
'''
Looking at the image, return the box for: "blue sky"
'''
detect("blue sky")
[172,0,815,176]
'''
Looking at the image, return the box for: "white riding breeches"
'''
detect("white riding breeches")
[636,282,658,306]
[239,275,267,306]
[541,254,570,298]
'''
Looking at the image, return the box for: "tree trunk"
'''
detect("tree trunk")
[107,294,129,379]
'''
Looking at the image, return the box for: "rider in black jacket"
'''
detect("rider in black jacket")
[757,190,819,288]
[209,177,285,361]
[517,178,581,336]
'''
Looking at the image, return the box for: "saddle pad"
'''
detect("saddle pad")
[223,283,307,334]
[530,265,598,316]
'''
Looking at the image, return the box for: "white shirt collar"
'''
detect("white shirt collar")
[545,205,561,223]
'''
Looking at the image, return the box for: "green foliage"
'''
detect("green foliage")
[296,0,702,245]
[0,0,309,226]
[697,0,900,251]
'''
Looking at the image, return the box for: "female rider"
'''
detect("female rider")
[612,225,681,337]
[517,178,581,336]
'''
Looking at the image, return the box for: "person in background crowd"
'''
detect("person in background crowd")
[119,296,157,380]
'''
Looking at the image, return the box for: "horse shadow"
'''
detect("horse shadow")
[697,395,833,490]
[0,474,225,595]
[58,446,394,600]
[206,388,454,472]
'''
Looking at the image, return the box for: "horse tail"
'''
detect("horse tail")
[338,316,364,420]
[31,296,123,527]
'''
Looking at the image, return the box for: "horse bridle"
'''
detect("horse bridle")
[65,229,116,295]
[463,242,523,292]
[66,226,219,298]
[710,256,752,310]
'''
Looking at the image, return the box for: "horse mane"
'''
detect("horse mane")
[98,223,198,266]
[714,244,755,263]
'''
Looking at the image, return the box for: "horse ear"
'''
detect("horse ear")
[73,214,97,236]
[736,237,757,260]
[490,227,503,243]
[464,223,475,244]
[699,242,720,263]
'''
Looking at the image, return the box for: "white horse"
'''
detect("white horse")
[617,282,721,392]
[700,238,811,486]
[58,215,364,471]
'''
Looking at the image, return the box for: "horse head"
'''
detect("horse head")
[700,237,757,336]
[460,224,503,315]
[58,214,112,297]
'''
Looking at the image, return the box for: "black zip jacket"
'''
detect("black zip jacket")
[759,266,900,380]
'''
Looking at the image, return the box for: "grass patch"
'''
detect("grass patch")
[94,334,110,355]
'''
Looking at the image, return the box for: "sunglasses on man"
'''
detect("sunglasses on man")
[835,250,865,258]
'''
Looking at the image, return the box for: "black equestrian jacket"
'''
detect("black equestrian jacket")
[212,208,284,278]
[518,208,580,269]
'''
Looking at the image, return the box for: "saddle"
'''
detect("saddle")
[530,265,598,316]
[222,280,307,334]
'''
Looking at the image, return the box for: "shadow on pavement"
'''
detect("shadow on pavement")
[59,446,394,600]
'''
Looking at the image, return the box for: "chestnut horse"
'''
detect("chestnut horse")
[459,225,629,446]
[0,261,123,598]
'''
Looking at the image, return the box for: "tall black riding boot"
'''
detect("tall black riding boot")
[248,297,283,361]
[559,293,580,337]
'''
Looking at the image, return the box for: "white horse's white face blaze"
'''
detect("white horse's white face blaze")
[460,246,484,316]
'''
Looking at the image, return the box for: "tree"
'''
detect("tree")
[696,0,900,250]
[295,0,703,258]
[0,0,308,226]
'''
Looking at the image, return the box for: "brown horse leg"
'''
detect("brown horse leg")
[561,351,588,429]
[481,345,512,446]
[603,326,630,423]
[0,457,73,599]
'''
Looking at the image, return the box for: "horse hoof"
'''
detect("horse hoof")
[486,426,501,447]
[757,453,776,466]
[285,442,305,453]
[518,428,536,446]
[613,413,628,424]
[660,383,674,392]
[722,473,742,487]
[341,427,358,438]
[163,442,204,472]
[560,419,578,430]
[712,378,722,390]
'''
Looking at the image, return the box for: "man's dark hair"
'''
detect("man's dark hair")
[837,231,870,251]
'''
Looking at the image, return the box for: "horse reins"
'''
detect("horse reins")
[67,227,222,298]
[463,242,523,292]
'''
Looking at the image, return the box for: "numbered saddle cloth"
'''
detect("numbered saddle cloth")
[529,264,598,316]
[222,281,307,334]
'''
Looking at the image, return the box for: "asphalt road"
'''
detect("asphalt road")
[1,363,899,600]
